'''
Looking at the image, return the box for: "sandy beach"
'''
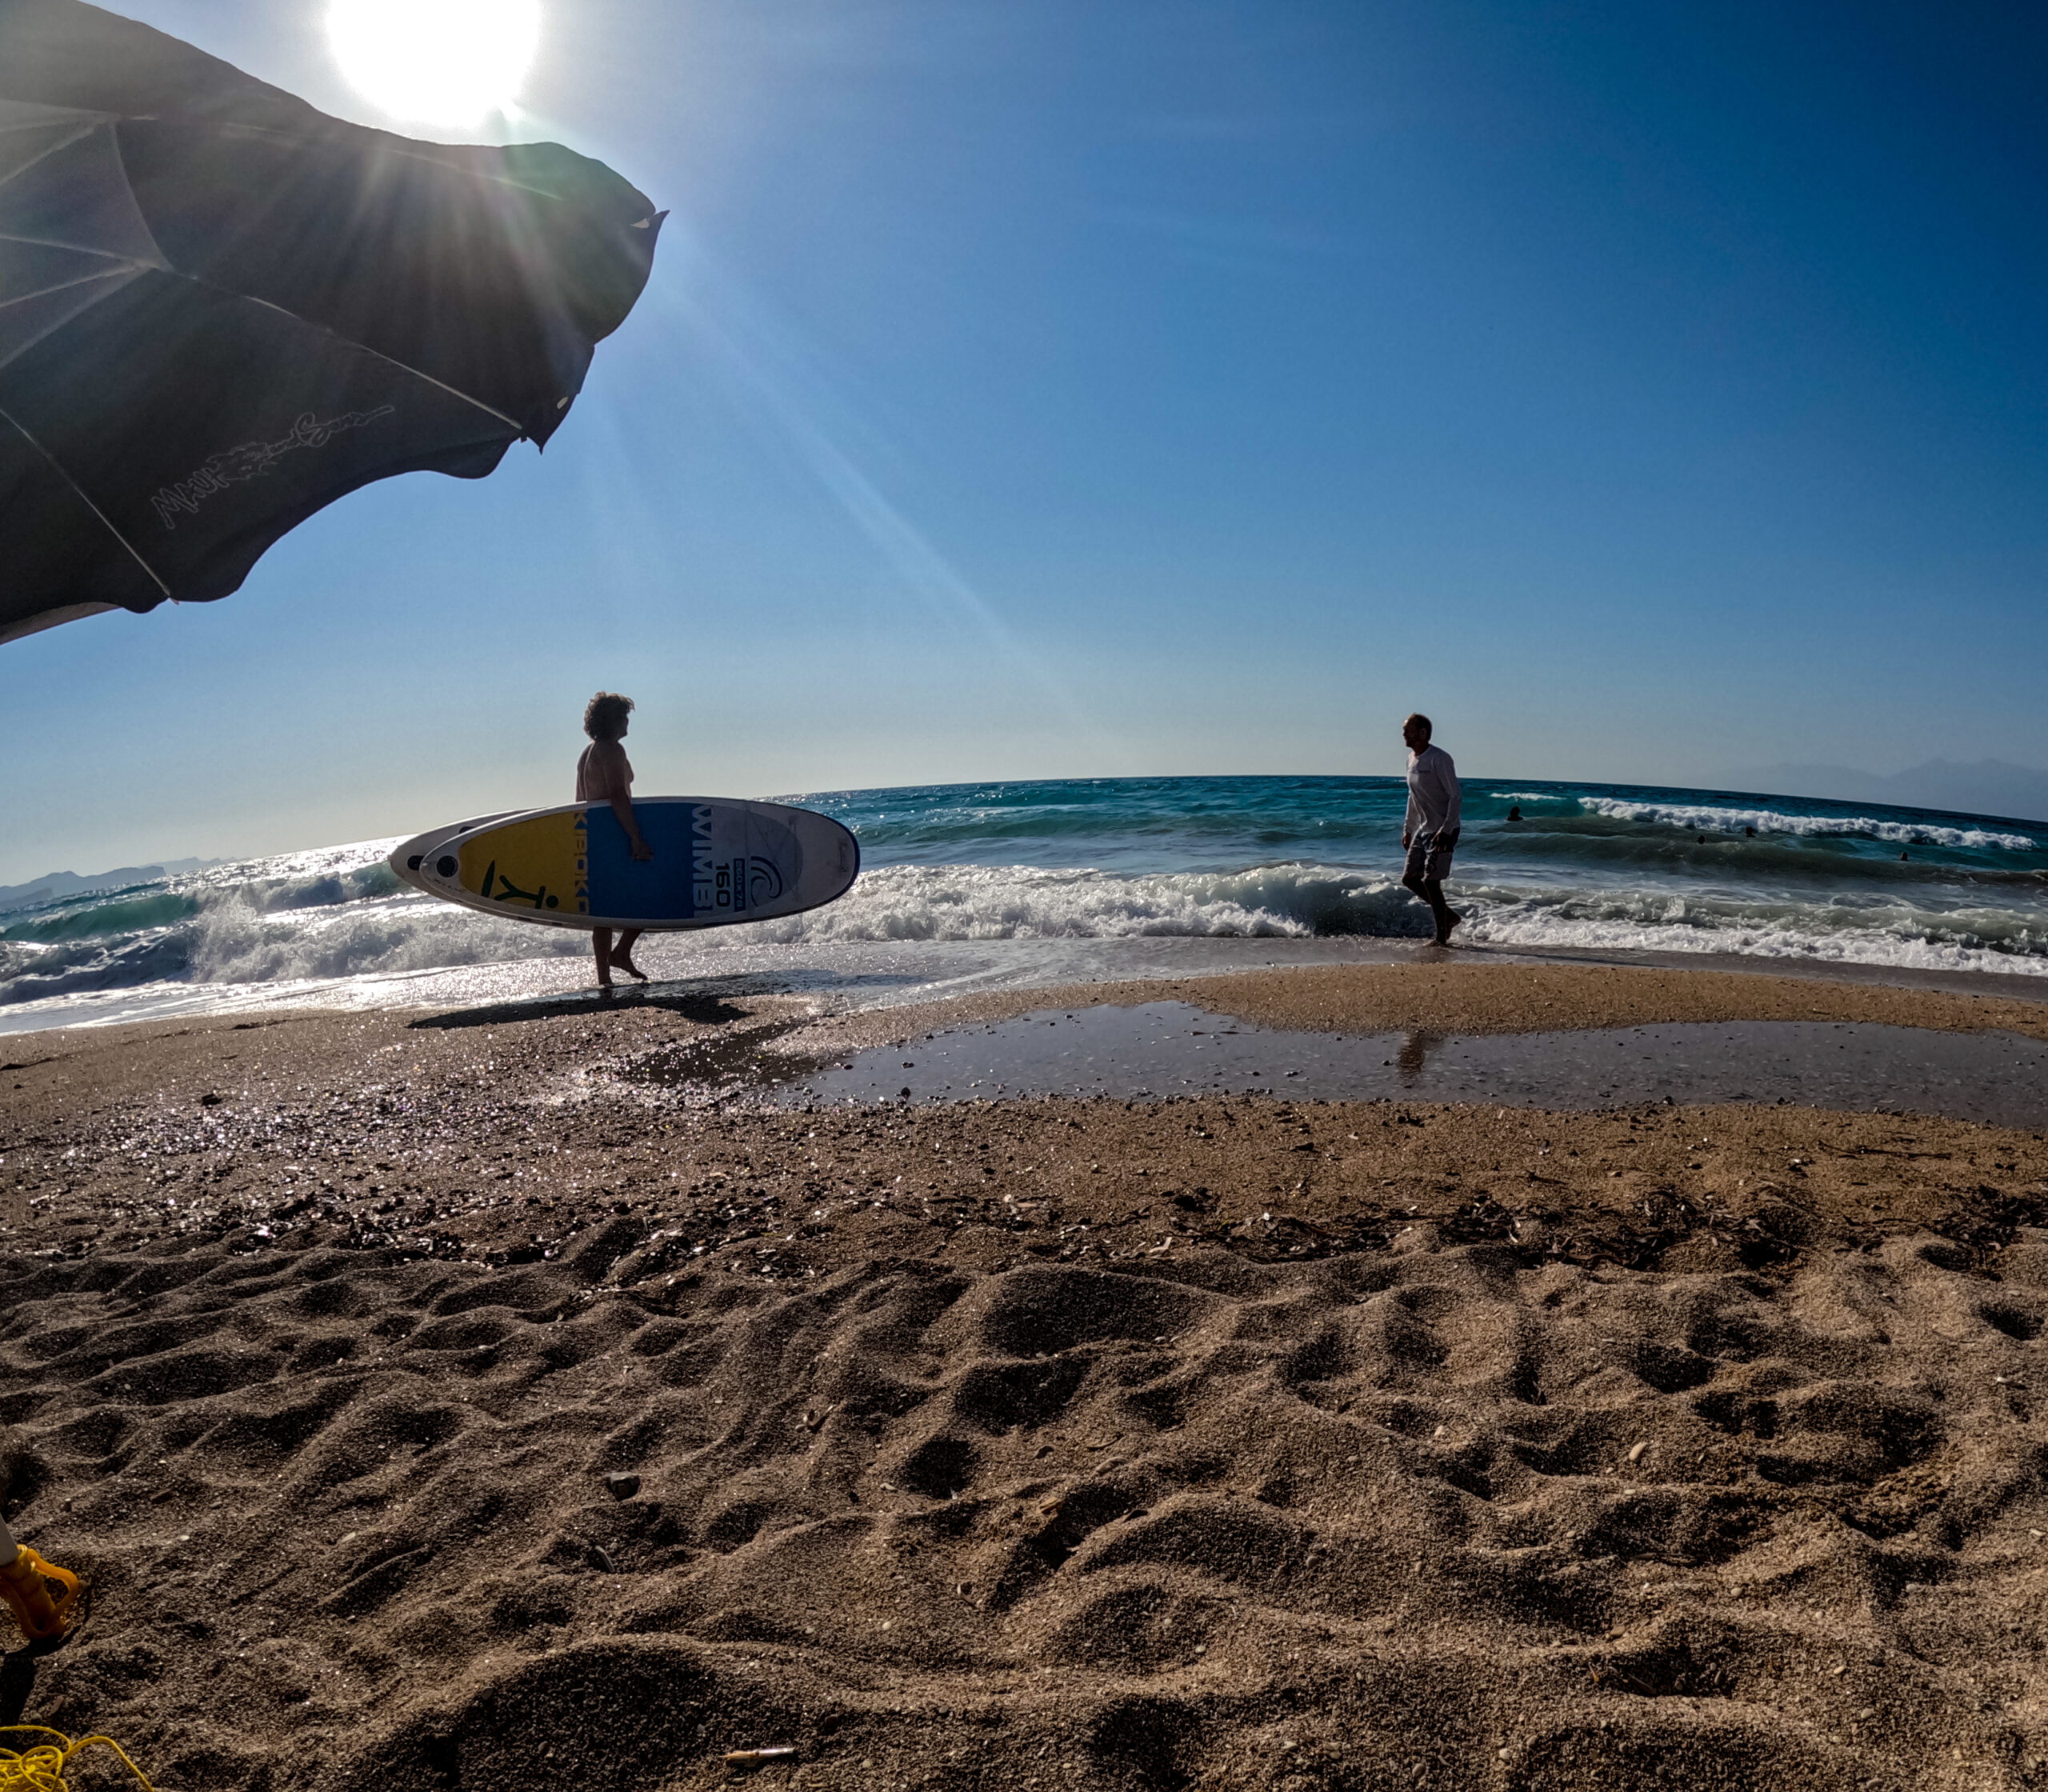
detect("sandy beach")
[9,1,2045,1785]
[6,960,2048,1790]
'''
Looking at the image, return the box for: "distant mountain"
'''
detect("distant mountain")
[1721,759,2048,826]
[0,858,218,911]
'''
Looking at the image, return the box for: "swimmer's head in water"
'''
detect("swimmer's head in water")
[1403,712,1433,750]
[584,690,634,741]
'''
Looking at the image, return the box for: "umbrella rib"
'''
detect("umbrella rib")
[236,293,530,434]
[0,401,171,598]
[0,121,96,190]
[0,266,137,305]
[0,233,148,258]
[0,266,146,377]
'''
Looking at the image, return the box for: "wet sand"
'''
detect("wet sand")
[6,961,2048,1790]
[787,960,2048,1061]
[799,1005,2048,1127]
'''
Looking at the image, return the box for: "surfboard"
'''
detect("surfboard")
[387,812,523,896]
[414,797,860,932]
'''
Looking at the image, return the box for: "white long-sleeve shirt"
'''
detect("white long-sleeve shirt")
[1405,743,1461,838]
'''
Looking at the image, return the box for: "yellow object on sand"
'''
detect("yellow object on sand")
[0,1546,79,1645]
[0,1728,154,1792]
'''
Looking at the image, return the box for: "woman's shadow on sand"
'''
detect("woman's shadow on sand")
[409,986,757,1031]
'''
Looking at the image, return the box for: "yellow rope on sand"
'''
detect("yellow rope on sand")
[0,1728,155,1792]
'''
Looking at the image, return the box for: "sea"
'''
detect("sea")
[3,774,2046,1036]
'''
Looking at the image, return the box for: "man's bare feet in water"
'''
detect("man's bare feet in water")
[610,952,650,982]
[1434,908,1464,948]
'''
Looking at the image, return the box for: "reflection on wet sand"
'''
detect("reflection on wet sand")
[1397,1030,1442,1083]
[794,1001,2048,1128]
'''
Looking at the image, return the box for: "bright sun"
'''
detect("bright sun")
[326,0,542,129]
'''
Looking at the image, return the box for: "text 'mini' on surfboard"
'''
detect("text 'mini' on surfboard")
[412,798,860,933]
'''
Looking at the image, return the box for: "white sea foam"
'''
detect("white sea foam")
[183,890,586,985]
[134,862,2048,988]
[1579,798,2038,853]
[747,862,1421,944]
[8,858,2048,1008]
[1460,884,2048,977]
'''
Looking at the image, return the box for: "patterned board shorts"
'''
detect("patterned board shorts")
[1404,829,1458,883]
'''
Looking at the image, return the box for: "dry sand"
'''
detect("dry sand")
[5,962,2048,1790]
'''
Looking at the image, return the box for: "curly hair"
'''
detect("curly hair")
[583,691,634,741]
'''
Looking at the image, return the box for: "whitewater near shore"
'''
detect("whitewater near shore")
[6,960,2048,1790]
[3,775,2046,1038]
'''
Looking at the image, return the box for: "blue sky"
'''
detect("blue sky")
[3,0,2044,882]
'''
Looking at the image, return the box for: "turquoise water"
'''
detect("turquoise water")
[781,774,2048,962]
[2,774,2045,1026]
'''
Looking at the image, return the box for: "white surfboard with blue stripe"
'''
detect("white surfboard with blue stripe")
[413,797,859,932]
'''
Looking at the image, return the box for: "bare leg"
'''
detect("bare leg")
[610,928,648,982]
[593,927,614,987]
[1423,878,1462,946]
[1403,872,1461,946]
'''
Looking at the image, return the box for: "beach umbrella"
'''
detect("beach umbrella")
[0,0,663,645]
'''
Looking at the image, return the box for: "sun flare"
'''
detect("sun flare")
[326,0,542,128]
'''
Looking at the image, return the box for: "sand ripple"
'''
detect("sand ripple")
[7,1216,2048,1789]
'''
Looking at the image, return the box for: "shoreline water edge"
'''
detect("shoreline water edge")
[3,774,2046,1034]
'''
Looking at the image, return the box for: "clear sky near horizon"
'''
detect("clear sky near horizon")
[2,0,2045,884]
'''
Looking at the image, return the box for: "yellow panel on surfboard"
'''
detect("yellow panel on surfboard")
[447,810,589,918]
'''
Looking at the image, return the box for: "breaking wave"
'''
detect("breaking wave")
[1575,797,2038,854]
[4,774,2047,1026]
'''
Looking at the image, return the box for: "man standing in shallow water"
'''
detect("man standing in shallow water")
[1401,711,1463,946]
[578,690,654,987]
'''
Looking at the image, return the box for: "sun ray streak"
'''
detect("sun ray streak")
[642,238,1118,754]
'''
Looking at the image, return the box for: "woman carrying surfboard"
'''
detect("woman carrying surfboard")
[578,691,654,986]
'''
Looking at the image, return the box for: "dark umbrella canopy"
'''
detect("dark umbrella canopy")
[0,0,663,644]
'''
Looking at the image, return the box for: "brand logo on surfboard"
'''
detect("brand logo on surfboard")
[477,859,563,910]
[690,803,785,914]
